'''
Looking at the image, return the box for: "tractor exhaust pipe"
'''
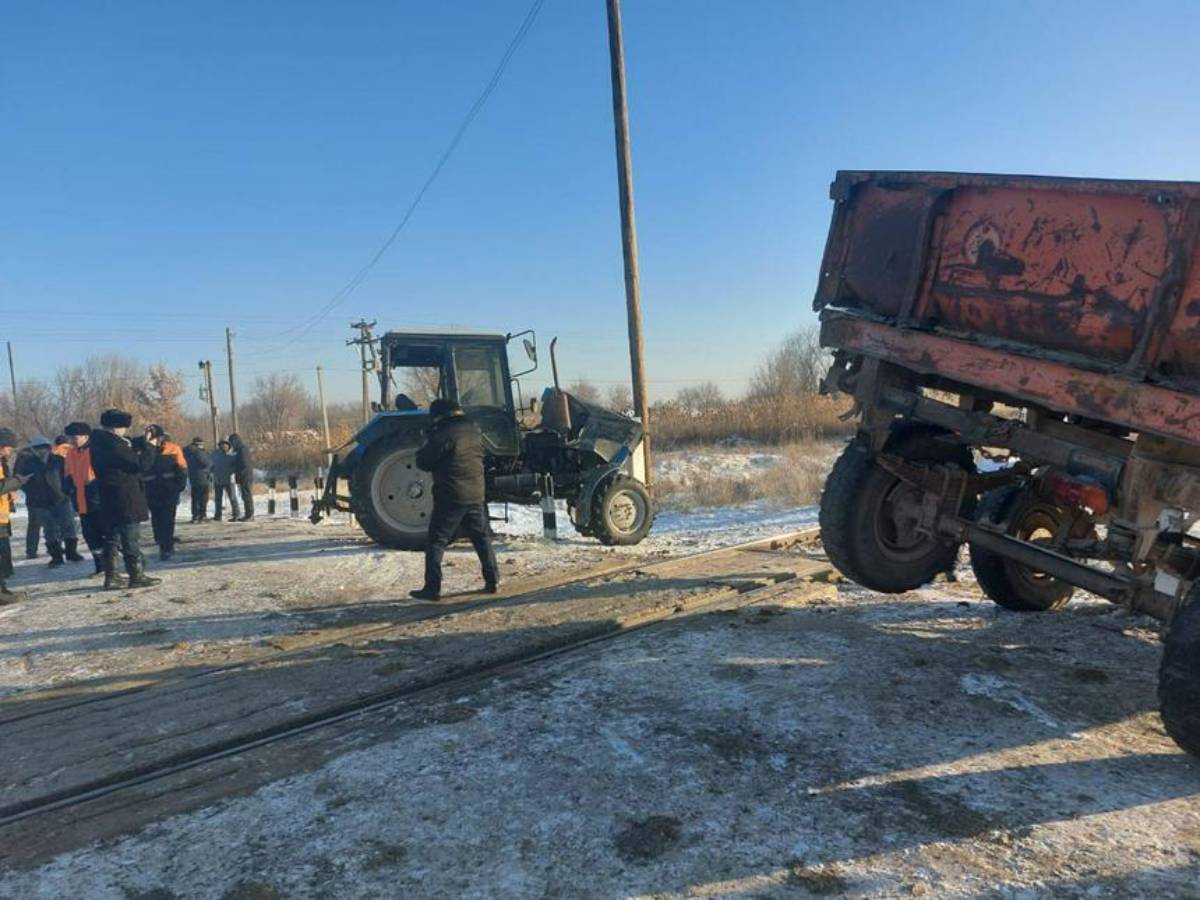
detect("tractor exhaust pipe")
[549,337,571,432]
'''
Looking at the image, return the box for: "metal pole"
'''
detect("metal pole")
[316,366,333,468]
[606,0,652,485]
[225,328,240,435]
[361,340,370,425]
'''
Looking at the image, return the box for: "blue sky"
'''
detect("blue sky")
[4,1,1200,408]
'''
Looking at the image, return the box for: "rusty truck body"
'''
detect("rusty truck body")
[814,170,1200,757]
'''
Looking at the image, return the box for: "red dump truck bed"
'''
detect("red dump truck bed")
[815,170,1200,444]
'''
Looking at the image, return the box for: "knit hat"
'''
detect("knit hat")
[64,422,92,436]
[191,436,205,445]
[30,435,52,448]
[0,428,17,447]
[101,408,133,428]
[145,424,165,440]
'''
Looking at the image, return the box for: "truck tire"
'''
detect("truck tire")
[592,475,654,546]
[1160,584,1200,758]
[350,431,431,550]
[819,425,973,593]
[969,485,1075,612]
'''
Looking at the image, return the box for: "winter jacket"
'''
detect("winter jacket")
[228,434,253,479]
[415,411,486,507]
[183,445,212,484]
[144,441,189,507]
[16,451,68,510]
[89,429,151,526]
[63,444,99,515]
[210,450,236,485]
[0,455,20,531]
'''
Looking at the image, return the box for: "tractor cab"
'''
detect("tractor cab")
[376,331,535,458]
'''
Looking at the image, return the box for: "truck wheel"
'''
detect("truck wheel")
[592,476,654,546]
[1160,584,1200,758]
[819,425,973,593]
[350,432,431,550]
[969,486,1074,612]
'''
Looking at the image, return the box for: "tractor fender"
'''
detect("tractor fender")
[574,464,623,529]
[347,412,431,465]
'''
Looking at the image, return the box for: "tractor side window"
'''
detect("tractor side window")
[454,347,505,408]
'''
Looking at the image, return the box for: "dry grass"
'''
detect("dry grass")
[653,394,853,450]
[654,442,835,511]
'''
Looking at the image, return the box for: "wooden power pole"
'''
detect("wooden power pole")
[316,365,333,468]
[606,0,652,485]
[199,360,220,445]
[225,328,240,435]
[348,320,378,425]
[5,342,17,420]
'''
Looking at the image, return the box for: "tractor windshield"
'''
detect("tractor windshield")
[453,346,506,409]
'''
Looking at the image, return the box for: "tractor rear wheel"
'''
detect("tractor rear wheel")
[819,425,973,593]
[969,486,1076,612]
[1159,583,1200,758]
[350,432,432,550]
[592,476,654,546]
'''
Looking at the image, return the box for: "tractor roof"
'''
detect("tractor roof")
[381,329,507,344]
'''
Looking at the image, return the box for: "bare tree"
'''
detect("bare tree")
[604,383,633,414]
[675,381,724,414]
[243,374,312,438]
[566,378,601,404]
[747,326,828,400]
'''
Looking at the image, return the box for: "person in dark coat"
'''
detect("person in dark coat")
[16,436,71,568]
[62,421,106,574]
[0,428,32,603]
[409,399,498,601]
[210,439,241,521]
[16,446,42,560]
[227,433,254,521]
[89,409,161,590]
[143,425,188,561]
[183,437,212,523]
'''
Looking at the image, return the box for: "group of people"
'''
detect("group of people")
[0,408,256,603]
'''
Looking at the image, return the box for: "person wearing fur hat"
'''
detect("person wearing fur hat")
[63,421,106,575]
[0,427,33,603]
[89,409,160,589]
[142,424,188,561]
[15,435,72,568]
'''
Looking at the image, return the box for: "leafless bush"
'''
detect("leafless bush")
[674,381,724,414]
[653,394,852,449]
[747,326,829,400]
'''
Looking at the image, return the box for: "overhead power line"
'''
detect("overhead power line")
[269,0,548,353]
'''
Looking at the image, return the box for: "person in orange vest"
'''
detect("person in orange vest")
[62,422,107,575]
[143,425,188,561]
[0,427,33,603]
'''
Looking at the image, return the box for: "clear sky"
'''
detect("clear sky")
[4,1,1200,409]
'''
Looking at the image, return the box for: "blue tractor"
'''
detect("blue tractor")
[311,330,654,549]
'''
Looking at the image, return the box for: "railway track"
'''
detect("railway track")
[0,529,829,833]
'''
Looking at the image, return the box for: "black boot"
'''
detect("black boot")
[126,559,162,589]
[93,553,105,575]
[65,539,85,562]
[47,541,65,568]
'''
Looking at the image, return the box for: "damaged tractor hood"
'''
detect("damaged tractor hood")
[540,388,643,462]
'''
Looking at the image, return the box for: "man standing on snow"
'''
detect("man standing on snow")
[62,422,106,575]
[143,425,188,561]
[227,433,254,521]
[183,437,212,523]
[409,399,498,601]
[0,428,32,603]
[210,439,241,521]
[16,436,73,568]
[90,408,160,590]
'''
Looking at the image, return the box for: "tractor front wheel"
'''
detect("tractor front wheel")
[592,476,654,546]
[350,432,432,550]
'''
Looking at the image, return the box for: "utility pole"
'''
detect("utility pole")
[225,328,240,435]
[348,320,378,425]
[606,0,652,485]
[316,366,333,468]
[5,342,17,422]
[199,360,220,445]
